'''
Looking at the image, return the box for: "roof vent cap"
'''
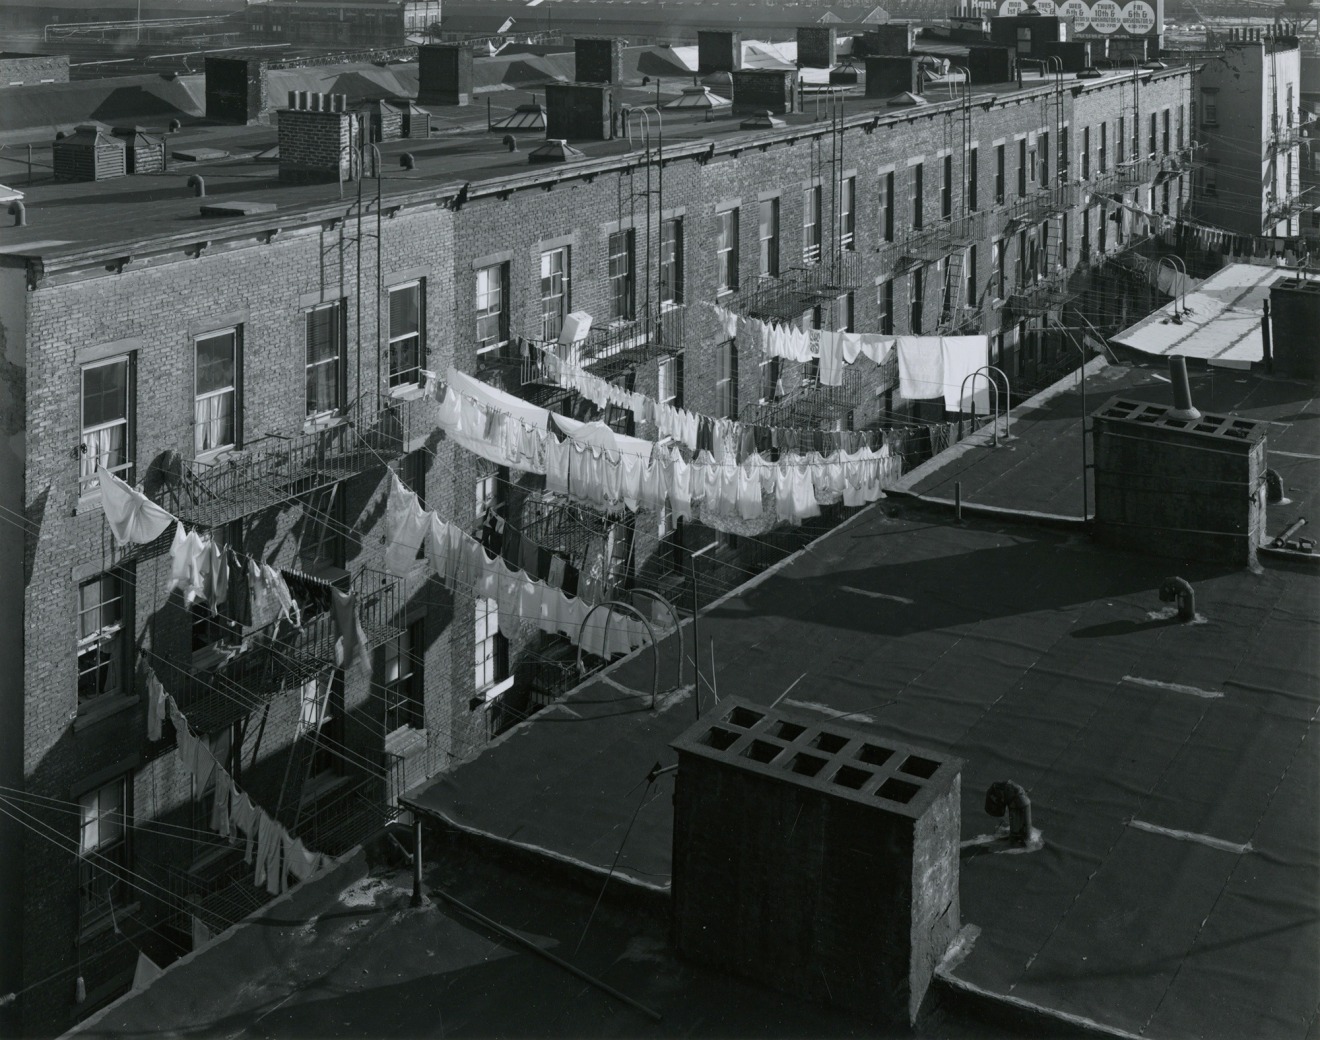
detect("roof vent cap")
[528,138,586,164]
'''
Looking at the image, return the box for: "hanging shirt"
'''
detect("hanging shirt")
[230,790,257,861]
[97,465,173,546]
[385,473,430,577]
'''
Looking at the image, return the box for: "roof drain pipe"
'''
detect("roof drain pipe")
[985,781,1032,845]
[1167,354,1201,420]
[187,174,206,197]
[1159,576,1196,621]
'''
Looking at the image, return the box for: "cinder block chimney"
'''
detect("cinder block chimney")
[1267,276,1320,379]
[277,92,355,184]
[671,698,962,1028]
[417,44,473,106]
[1092,358,1268,566]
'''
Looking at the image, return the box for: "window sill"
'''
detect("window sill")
[73,694,137,732]
[388,384,427,402]
[303,413,346,435]
[79,902,140,943]
[194,446,239,468]
[74,489,103,517]
[472,675,515,709]
[385,725,427,758]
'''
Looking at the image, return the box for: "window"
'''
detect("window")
[966,245,977,308]
[192,522,242,651]
[1017,139,1028,196]
[388,281,424,389]
[1177,105,1184,149]
[301,486,345,568]
[910,162,924,229]
[1287,85,1294,126]
[305,301,344,418]
[607,229,635,322]
[759,355,781,404]
[77,571,128,708]
[1161,109,1171,156]
[474,598,507,692]
[475,263,509,353]
[877,279,893,335]
[909,267,924,334]
[540,247,570,341]
[657,354,683,410]
[939,155,953,220]
[1081,207,1091,256]
[802,185,822,263]
[384,619,424,732]
[992,238,1005,299]
[967,147,978,212]
[1148,113,1157,158]
[1058,126,1069,180]
[81,356,132,491]
[716,339,738,419]
[1082,126,1091,179]
[758,197,780,277]
[716,208,739,293]
[1039,132,1050,185]
[1118,115,1127,162]
[79,778,129,922]
[475,468,499,524]
[194,329,238,457]
[660,219,683,306]
[879,171,895,242]
[1099,122,1108,174]
[840,177,855,250]
[837,291,854,334]
[995,144,1005,204]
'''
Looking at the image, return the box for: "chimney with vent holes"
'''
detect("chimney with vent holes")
[277,92,355,184]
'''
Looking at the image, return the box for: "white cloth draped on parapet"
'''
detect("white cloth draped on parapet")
[435,368,898,533]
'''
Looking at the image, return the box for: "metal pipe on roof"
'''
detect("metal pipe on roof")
[8,202,25,227]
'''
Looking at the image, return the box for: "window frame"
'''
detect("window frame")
[79,777,131,925]
[802,184,822,263]
[300,485,346,569]
[475,262,510,354]
[657,353,684,410]
[908,267,924,334]
[967,147,978,212]
[877,278,894,335]
[911,162,924,230]
[716,339,738,420]
[994,144,1006,204]
[194,327,240,460]
[941,154,953,220]
[304,300,345,420]
[539,247,570,342]
[716,207,740,294]
[80,354,134,493]
[659,218,684,307]
[387,280,425,390]
[758,197,780,277]
[474,597,508,693]
[384,618,425,733]
[879,171,895,243]
[839,177,856,250]
[607,229,636,322]
[77,569,130,711]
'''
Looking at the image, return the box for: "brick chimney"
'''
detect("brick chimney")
[796,25,837,68]
[730,69,799,115]
[574,36,624,84]
[865,56,922,97]
[277,92,355,184]
[1267,276,1320,379]
[205,55,270,125]
[544,83,612,141]
[698,30,741,73]
[417,44,472,106]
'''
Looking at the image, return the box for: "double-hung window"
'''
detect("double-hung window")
[657,354,683,411]
[758,197,780,277]
[1082,127,1091,180]
[81,356,132,491]
[716,208,739,293]
[194,329,238,457]
[79,778,130,923]
[384,619,424,732]
[540,247,570,341]
[305,301,344,418]
[840,177,855,250]
[78,570,129,709]
[941,155,953,220]
[802,186,822,264]
[911,162,924,230]
[474,598,507,693]
[967,147,978,212]
[388,281,424,389]
[716,339,738,419]
[1018,139,1028,196]
[660,219,684,306]
[607,230,635,322]
[879,171,895,242]
[475,263,509,353]
[877,279,894,335]
[995,144,1005,204]
[909,267,924,334]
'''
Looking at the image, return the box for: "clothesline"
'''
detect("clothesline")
[147,678,332,913]
[437,368,898,532]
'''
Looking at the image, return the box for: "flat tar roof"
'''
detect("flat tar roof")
[402,358,1320,1040]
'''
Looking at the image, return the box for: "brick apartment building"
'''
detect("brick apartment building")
[0,38,1191,1032]
[245,0,444,46]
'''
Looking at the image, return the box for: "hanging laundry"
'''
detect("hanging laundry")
[146,670,167,742]
[230,790,257,861]
[330,588,369,676]
[167,523,209,605]
[96,465,173,546]
[897,336,945,401]
[282,832,321,883]
[385,473,430,577]
[941,336,992,412]
[210,769,232,838]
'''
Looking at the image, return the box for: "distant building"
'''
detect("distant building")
[245,0,443,47]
